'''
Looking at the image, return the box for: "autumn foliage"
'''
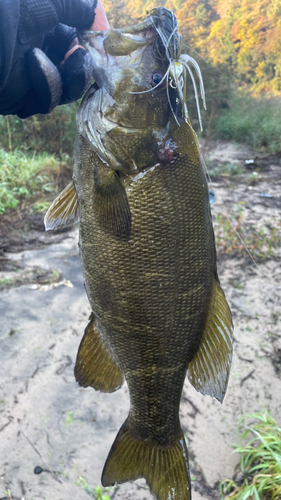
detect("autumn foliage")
[103,0,281,94]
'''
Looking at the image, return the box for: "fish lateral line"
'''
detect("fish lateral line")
[70,7,235,500]
[128,363,185,378]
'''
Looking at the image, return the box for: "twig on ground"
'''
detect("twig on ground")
[21,431,62,483]
[0,416,13,433]
[240,369,255,387]
[237,355,254,363]
[110,485,120,499]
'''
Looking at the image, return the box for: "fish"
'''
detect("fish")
[44,7,233,500]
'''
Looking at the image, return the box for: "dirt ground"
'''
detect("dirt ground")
[0,140,280,500]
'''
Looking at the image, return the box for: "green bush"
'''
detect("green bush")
[0,102,79,156]
[0,148,65,214]
[214,91,281,153]
[220,411,281,499]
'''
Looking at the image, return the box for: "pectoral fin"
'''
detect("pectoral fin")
[93,168,131,239]
[74,314,123,393]
[188,280,233,403]
[44,180,79,231]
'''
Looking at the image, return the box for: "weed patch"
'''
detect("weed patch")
[75,478,111,500]
[214,207,281,261]
[0,148,68,214]
[0,267,62,292]
[219,411,281,499]
[214,91,281,154]
[0,103,78,155]
[208,161,245,178]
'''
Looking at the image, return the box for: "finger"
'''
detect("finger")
[18,0,99,43]
[25,48,62,114]
[43,25,78,66]
[90,0,110,30]
[59,47,94,105]
[68,37,80,51]
[63,43,85,63]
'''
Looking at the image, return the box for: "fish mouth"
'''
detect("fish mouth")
[78,7,207,166]
[82,8,206,128]
[82,8,180,83]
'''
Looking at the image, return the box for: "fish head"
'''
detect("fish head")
[77,8,205,173]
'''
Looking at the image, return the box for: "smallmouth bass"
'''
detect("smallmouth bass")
[45,8,233,500]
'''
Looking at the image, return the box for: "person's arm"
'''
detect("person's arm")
[0,0,109,118]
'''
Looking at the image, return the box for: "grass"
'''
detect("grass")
[75,478,111,500]
[214,91,281,154]
[65,410,74,429]
[208,161,245,178]
[214,206,281,261]
[0,102,78,155]
[0,268,62,291]
[0,148,68,214]
[0,278,12,286]
[73,463,112,499]
[219,411,281,500]
[32,201,51,213]
[1,86,281,158]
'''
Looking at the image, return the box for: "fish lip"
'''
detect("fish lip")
[82,7,180,80]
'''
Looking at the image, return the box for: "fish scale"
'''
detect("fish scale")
[45,8,233,499]
[75,124,213,430]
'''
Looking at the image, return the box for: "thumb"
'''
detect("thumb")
[25,48,62,114]
[89,0,110,30]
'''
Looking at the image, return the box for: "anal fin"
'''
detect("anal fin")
[102,419,191,500]
[74,315,123,393]
[44,180,79,231]
[188,280,233,403]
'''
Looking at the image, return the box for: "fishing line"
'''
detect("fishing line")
[128,24,180,130]
[186,121,258,268]
[167,69,181,126]
[170,43,258,266]
[180,54,206,109]
[128,66,170,94]
[104,16,257,266]
[181,60,203,131]
[180,43,208,64]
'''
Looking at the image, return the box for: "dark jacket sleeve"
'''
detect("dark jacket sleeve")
[18,0,98,44]
[0,0,97,115]
[0,0,20,92]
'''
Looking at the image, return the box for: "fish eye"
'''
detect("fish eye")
[151,72,166,89]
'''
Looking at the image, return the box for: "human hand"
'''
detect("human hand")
[62,0,110,70]
[90,0,110,31]
[0,0,110,118]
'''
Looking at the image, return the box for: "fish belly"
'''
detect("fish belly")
[74,132,215,441]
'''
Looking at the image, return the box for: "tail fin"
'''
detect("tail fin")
[102,419,191,500]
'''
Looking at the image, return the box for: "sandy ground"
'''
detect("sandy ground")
[0,141,280,500]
